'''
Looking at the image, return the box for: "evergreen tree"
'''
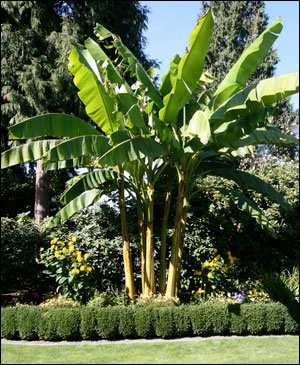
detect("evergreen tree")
[1,1,156,221]
[199,1,298,158]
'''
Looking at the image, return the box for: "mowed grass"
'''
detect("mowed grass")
[1,336,299,364]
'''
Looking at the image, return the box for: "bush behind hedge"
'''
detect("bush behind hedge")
[1,303,298,341]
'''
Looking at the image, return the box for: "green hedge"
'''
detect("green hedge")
[1,303,298,341]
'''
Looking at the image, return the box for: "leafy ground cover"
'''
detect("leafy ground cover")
[1,336,299,364]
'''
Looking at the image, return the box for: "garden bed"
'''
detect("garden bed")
[1,302,298,341]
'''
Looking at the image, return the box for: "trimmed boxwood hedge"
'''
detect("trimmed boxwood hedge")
[1,303,298,341]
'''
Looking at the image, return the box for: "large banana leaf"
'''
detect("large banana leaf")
[1,140,62,168]
[68,45,118,134]
[210,73,299,125]
[8,113,100,139]
[182,110,211,144]
[61,169,118,204]
[210,17,283,111]
[94,23,163,109]
[159,10,214,124]
[97,136,167,167]
[215,187,276,237]
[199,162,291,209]
[45,135,111,162]
[43,156,92,170]
[218,127,299,149]
[47,189,102,229]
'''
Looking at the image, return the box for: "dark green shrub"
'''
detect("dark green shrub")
[17,306,42,340]
[38,308,59,341]
[80,307,98,340]
[172,305,192,337]
[1,307,19,339]
[95,307,120,339]
[264,303,285,333]
[118,307,136,338]
[134,306,154,338]
[1,216,53,296]
[243,303,267,334]
[54,308,81,340]
[283,302,299,333]
[228,304,247,335]
[152,307,174,338]
[189,304,212,336]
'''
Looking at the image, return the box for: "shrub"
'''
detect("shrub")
[38,308,60,341]
[134,306,155,338]
[53,308,81,340]
[1,307,19,339]
[16,306,42,340]
[118,306,136,338]
[152,307,174,338]
[95,307,120,339]
[80,307,98,340]
[172,305,192,337]
[1,216,53,296]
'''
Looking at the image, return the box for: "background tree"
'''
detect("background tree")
[199,1,298,158]
[1,0,157,222]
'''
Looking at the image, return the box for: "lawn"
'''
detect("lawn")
[1,336,299,364]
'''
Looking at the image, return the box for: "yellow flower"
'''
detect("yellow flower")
[84,253,89,259]
[80,242,83,246]
[201,263,206,271]
[196,288,205,294]
[215,255,221,261]
[80,265,85,271]
[207,272,213,279]
[233,256,239,262]
[227,251,231,256]
[62,247,67,253]
[77,256,84,263]
[68,241,73,246]
[213,248,218,253]
[35,258,39,263]
[71,236,76,242]
[51,245,55,250]
[72,268,80,275]
[69,246,74,252]
[195,271,202,276]
[223,265,229,272]
[212,285,216,290]
[92,267,95,271]
[229,256,234,265]
[50,239,55,244]
[54,251,61,259]
[40,247,44,252]
[71,257,76,263]
[76,251,82,256]
[85,266,92,272]
[53,238,59,243]
[40,255,44,259]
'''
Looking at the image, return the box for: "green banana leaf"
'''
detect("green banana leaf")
[43,156,92,170]
[8,113,100,139]
[61,169,118,204]
[45,135,111,162]
[159,10,214,124]
[47,189,102,228]
[215,187,277,237]
[68,45,118,134]
[199,162,290,209]
[211,17,283,111]
[210,73,299,125]
[219,127,299,149]
[97,136,168,167]
[1,140,62,168]
[94,23,163,109]
[182,110,211,144]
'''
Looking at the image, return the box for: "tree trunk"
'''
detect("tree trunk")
[165,169,185,297]
[158,178,173,294]
[137,195,146,294]
[34,159,49,226]
[144,183,156,294]
[117,165,135,300]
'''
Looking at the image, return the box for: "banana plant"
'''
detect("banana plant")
[1,9,299,300]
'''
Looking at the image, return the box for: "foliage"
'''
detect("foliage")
[36,236,96,304]
[87,289,131,307]
[254,266,299,304]
[199,1,298,158]
[2,303,298,341]
[38,296,80,308]
[0,216,54,295]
